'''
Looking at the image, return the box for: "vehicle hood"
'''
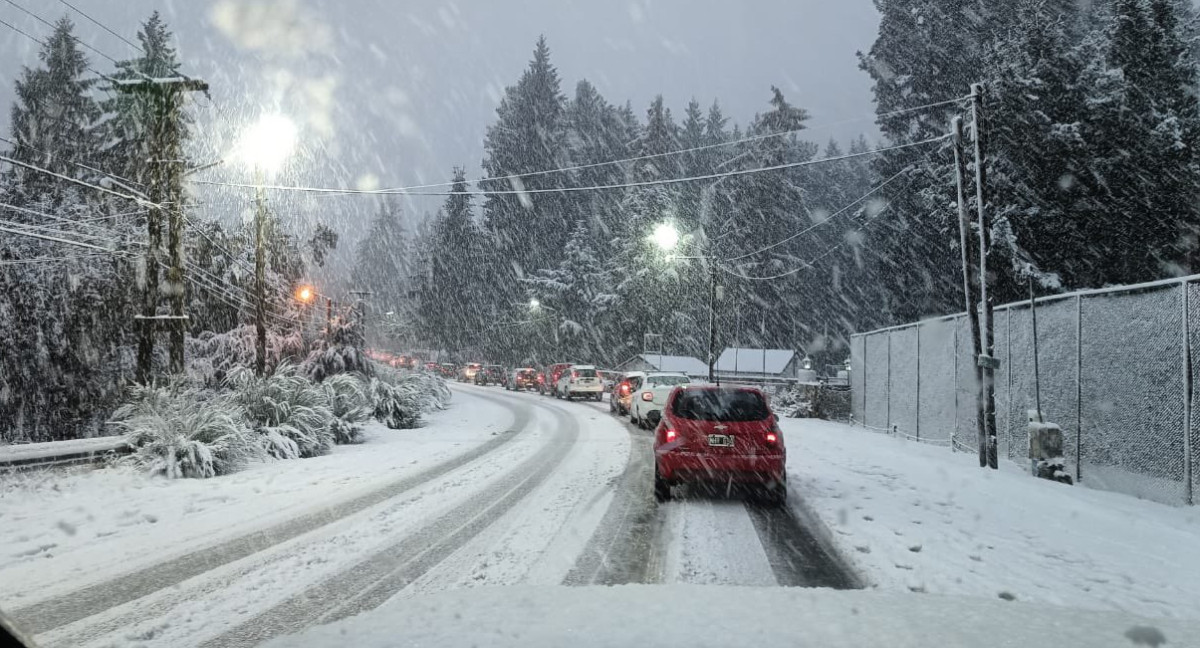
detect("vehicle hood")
[261,584,1197,648]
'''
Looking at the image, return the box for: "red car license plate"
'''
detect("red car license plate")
[707,434,734,447]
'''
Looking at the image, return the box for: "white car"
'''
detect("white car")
[556,365,604,401]
[629,372,692,428]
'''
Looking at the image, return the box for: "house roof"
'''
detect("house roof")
[622,354,709,376]
[714,348,796,374]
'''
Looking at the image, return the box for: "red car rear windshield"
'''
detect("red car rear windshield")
[673,390,771,422]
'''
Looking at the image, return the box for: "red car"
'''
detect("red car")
[540,362,574,397]
[653,386,787,504]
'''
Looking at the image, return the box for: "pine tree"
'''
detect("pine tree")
[100,11,186,187]
[480,36,569,269]
[6,17,100,198]
[563,79,628,254]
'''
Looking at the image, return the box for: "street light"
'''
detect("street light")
[529,298,540,310]
[295,285,315,304]
[652,222,680,252]
[236,113,298,376]
[652,221,720,383]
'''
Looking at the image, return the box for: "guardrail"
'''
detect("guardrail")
[0,437,131,472]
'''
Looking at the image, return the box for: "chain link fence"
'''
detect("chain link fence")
[850,278,1199,506]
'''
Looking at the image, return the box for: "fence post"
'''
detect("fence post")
[1075,293,1083,484]
[952,317,959,452]
[1183,281,1193,506]
[861,335,868,427]
[915,325,921,442]
[886,331,892,432]
[1006,308,1012,459]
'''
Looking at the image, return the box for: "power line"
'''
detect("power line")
[718,175,921,282]
[0,153,160,206]
[0,221,120,252]
[0,252,115,266]
[194,136,951,197]
[723,166,913,263]
[0,216,124,245]
[0,200,138,239]
[4,0,120,64]
[0,134,149,199]
[0,14,43,46]
[56,0,142,55]
[281,95,970,198]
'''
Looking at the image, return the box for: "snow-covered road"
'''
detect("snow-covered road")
[1,384,860,648]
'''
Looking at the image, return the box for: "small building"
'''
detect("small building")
[615,354,710,378]
[714,348,805,381]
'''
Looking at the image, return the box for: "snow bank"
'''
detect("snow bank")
[0,390,512,607]
[783,419,1200,620]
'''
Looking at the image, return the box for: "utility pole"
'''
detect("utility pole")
[952,116,986,463]
[326,297,333,337]
[118,76,209,384]
[254,169,268,377]
[707,262,718,383]
[971,82,999,469]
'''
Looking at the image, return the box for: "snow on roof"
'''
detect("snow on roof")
[714,348,796,374]
[636,354,709,376]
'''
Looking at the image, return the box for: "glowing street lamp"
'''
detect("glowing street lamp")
[652,222,680,252]
[529,298,541,310]
[295,285,315,304]
[235,113,297,177]
[237,113,298,377]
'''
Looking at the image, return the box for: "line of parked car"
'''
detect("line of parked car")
[425,359,787,504]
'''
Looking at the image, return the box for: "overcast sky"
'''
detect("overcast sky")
[0,0,881,282]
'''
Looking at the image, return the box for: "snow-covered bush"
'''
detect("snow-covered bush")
[366,364,450,429]
[302,317,372,382]
[321,373,372,444]
[769,385,815,419]
[188,326,309,387]
[109,383,260,479]
[230,363,335,459]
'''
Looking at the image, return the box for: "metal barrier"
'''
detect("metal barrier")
[851,276,1200,506]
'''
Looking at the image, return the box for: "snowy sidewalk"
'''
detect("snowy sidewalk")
[782,419,1200,621]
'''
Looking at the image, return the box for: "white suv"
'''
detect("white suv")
[630,372,692,428]
[556,365,604,401]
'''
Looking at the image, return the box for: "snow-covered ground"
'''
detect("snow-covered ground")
[782,418,1200,620]
[0,389,513,607]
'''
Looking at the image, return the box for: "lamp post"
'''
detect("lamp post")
[235,114,297,376]
[653,222,719,384]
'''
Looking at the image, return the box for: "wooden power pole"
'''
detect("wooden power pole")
[117,76,208,384]
[971,82,999,469]
[952,116,985,458]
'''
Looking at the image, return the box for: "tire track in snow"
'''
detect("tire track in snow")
[201,396,582,648]
[11,388,533,636]
[562,424,664,585]
[569,396,860,590]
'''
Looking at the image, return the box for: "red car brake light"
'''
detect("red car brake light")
[618,383,630,396]
[640,391,653,402]
[765,432,778,444]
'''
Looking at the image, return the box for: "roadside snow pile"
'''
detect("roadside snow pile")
[111,360,450,479]
[109,383,259,478]
[782,418,1200,621]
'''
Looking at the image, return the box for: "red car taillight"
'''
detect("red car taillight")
[766,417,781,444]
[640,391,653,402]
[661,418,676,442]
[618,383,630,396]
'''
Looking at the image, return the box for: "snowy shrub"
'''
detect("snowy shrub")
[365,364,449,429]
[302,317,372,382]
[110,383,260,479]
[188,326,310,387]
[769,385,815,419]
[229,363,335,459]
[321,373,372,444]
